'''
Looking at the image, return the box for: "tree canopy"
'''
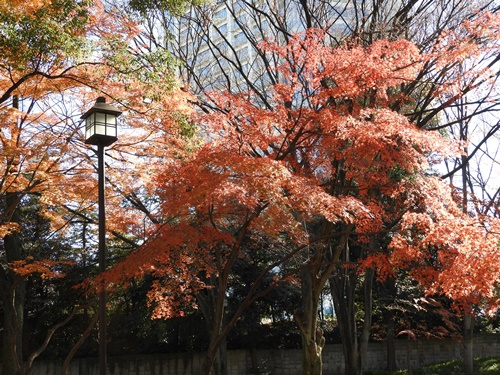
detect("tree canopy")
[0,0,194,373]
[103,9,500,373]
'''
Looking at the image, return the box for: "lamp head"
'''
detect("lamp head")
[82,97,121,146]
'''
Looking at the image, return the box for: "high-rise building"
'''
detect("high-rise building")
[170,1,401,97]
[171,1,361,93]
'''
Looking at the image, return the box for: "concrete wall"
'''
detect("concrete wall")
[29,335,500,375]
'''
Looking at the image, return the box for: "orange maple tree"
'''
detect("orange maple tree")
[0,0,193,373]
[102,9,500,375]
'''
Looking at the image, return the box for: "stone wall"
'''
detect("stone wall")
[27,334,500,375]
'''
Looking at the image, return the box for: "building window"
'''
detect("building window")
[233,30,246,45]
[216,40,229,53]
[236,47,249,62]
[235,14,247,25]
[214,7,227,21]
[198,49,210,64]
[213,23,228,40]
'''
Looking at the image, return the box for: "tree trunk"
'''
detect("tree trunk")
[382,278,397,372]
[459,89,474,375]
[201,343,218,375]
[217,335,228,375]
[463,314,474,375]
[359,268,374,372]
[198,288,219,375]
[197,281,228,375]
[200,325,228,375]
[1,279,25,375]
[1,192,25,375]
[61,312,99,375]
[384,310,397,372]
[302,336,324,375]
[330,269,360,375]
[295,264,325,375]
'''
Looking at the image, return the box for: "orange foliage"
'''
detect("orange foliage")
[426,11,500,99]
[105,13,500,318]
[0,1,196,333]
[0,0,193,238]
[0,0,50,17]
[9,256,72,279]
[387,176,500,311]
[0,222,20,238]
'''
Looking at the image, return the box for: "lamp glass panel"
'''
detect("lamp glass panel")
[107,114,116,125]
[107,123,117,136]
[95,112,106,126]
[95,123,106,135]
[85,116,93,139]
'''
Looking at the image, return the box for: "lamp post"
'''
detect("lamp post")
[82,97,122,375]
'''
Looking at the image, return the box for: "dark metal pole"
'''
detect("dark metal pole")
[97,143,107,375]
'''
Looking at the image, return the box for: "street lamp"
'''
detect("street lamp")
[82,97,122,375]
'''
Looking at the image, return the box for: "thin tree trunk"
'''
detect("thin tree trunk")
[197,279,228,375]
[2,192,25,375]
[202,343,219,375]
[330,270,360,375]
[384,308,397,372]
[359,268,375,372]
[2,280,24,375]
[197,286,220,375]
[329,237,361,375]
[382,277,397,372]
[459,76,474,375]
[295,264,325,375]
[25,307,83,375]
[201,325,228,375]
[463,314,474,375]
[61,312,99,375]
[218,335,228,375]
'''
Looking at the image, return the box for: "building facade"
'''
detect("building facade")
[170,1,360,95]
